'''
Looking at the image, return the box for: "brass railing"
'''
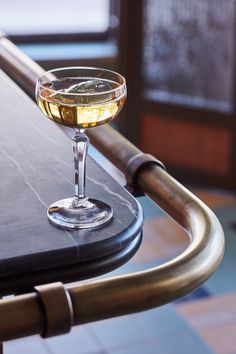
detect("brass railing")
[0,35,224,341]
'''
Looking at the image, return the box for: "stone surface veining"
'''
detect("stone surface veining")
[0,69,143,279]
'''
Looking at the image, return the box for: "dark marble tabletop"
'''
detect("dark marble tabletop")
[0,69,143,290]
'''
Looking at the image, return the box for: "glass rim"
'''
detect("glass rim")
[37,66,126,97]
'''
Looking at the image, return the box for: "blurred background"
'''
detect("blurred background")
[1,1,236,354]
[2,0,236,191]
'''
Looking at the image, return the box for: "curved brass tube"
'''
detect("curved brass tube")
[0,36,225,340]
[69,167,224,325]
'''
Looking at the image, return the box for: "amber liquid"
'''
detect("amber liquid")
[37,77,126,128]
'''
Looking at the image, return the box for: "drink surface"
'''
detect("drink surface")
[37,77,126,128]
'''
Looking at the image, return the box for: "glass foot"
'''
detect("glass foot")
[47,197,113,229]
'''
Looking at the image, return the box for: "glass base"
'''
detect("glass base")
[47,197,113,229]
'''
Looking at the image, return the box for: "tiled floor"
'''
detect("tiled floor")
[177,293,236,354]
[3,186,236,354]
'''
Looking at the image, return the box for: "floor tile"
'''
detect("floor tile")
[176,293,236,354]
[134,303,216,341]
[175,286,210,304]
[176,293,236,320]
[204,205,236,295]
[196,323,236,354]
[205,261,236,295]
[148,331,214,354]
[132,215,188,263]
[4,336,50,354]
[45,326,102,354]
[87,315,144,350]
[111,341,157,354]
[134,305,187,338]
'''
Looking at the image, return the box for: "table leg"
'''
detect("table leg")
[0,342,3,354]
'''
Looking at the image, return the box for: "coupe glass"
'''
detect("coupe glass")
[35,67,126,229]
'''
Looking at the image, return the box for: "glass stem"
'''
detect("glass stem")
[72,128,89,202]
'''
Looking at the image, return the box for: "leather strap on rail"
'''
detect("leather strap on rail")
[34,282,73,338]
[125,153,166,196]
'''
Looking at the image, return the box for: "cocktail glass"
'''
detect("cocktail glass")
[36,67,126,229]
